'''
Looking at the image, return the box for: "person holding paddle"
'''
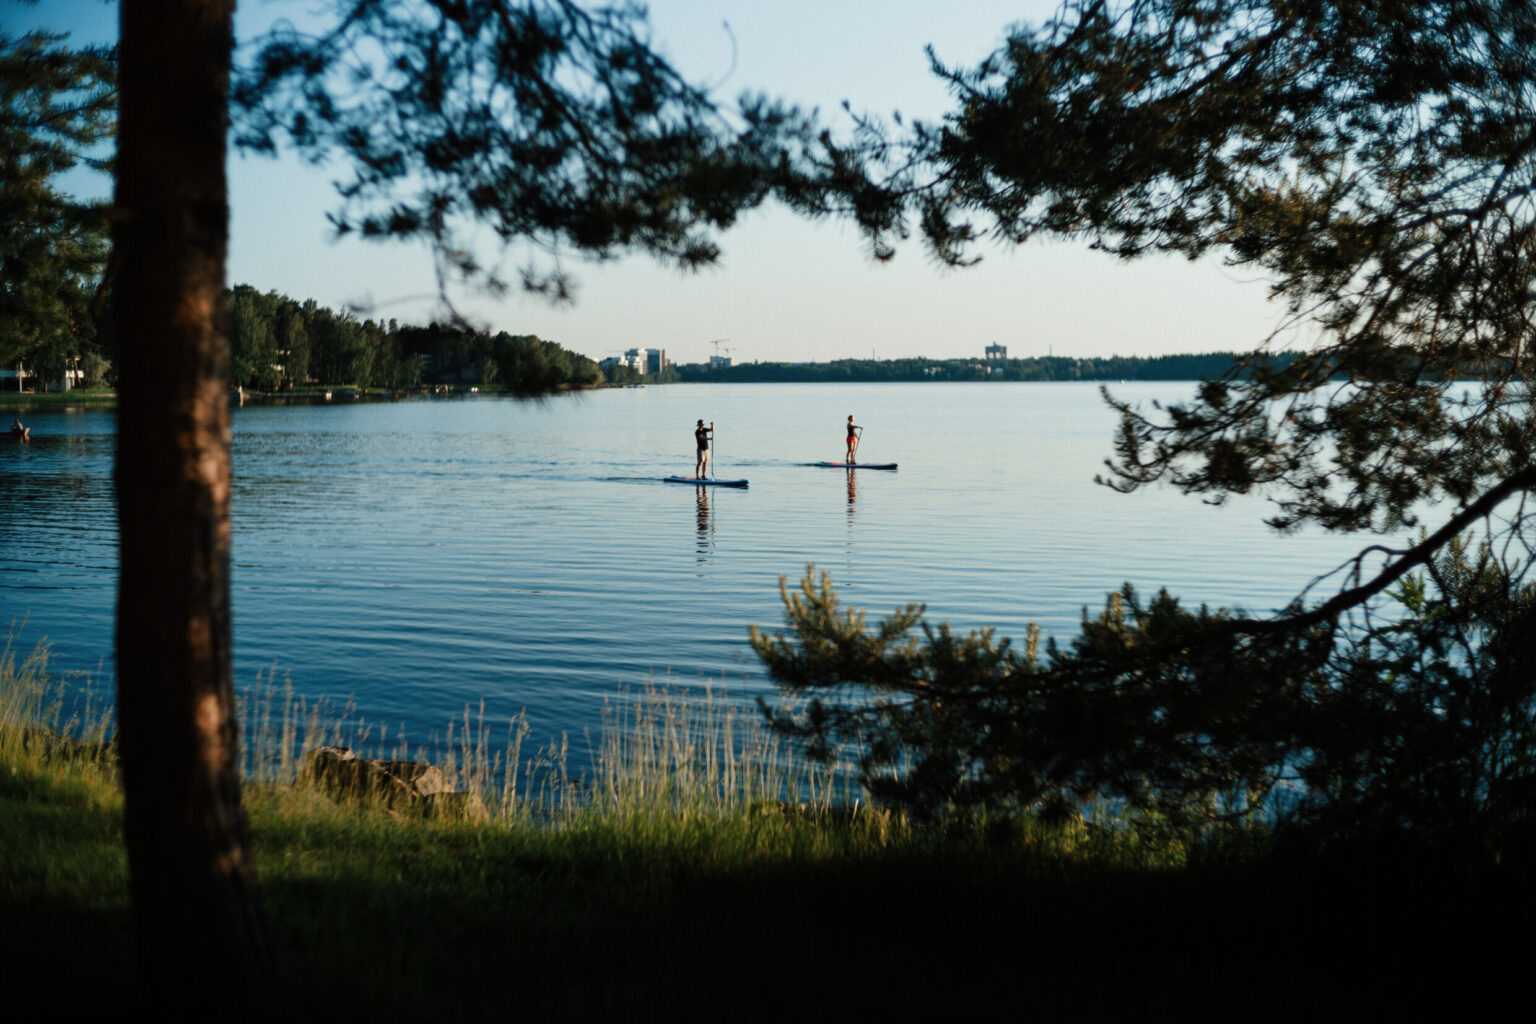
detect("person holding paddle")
[695,419,714,477]
[845,415,863,463]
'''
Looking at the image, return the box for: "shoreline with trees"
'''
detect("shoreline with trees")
[7,317,1302,402]
[677,351,1269,384]
[225,284,607,396]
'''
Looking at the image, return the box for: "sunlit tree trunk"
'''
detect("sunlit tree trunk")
[113,0,277,1011]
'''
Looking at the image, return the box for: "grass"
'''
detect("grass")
[0,383,606,412]
[2,639,1531,1019]
[0,388,116,408]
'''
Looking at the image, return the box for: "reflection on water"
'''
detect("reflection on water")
[0,383,1377,745]
[695,485,713,566]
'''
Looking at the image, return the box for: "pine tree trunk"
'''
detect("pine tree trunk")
[113,0,277,1012]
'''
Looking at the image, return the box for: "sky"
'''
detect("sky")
[6,0,1294,365]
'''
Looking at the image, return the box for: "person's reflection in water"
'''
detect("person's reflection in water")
[846,467,857,522]
[695,484,714,563]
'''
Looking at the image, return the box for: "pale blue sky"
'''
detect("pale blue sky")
[6,1,1291,364]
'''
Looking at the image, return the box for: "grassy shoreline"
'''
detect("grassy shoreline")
[1,388,117,409]
[0,383,617,412]
[2,643,1529,1018]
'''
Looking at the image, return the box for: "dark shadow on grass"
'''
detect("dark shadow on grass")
[253,838,1535,1021]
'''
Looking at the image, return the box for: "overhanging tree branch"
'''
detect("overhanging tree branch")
[1233,465,1536,635]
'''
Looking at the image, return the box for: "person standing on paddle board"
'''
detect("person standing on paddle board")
[845,415,863,463]
[695,419,714,477]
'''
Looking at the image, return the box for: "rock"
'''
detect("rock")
[7,725,116,767]
[421,790,491,825]
[372,759,452,796]
[298,745,486,821]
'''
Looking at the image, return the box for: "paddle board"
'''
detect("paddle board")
[807,462,898,470]
[664,476,749,488]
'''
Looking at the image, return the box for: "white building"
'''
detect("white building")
[3,360,83,392]
[621,347,668,375]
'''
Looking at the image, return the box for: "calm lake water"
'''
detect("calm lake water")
[1,382,1367,750]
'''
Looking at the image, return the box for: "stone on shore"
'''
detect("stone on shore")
[298,745,489,822]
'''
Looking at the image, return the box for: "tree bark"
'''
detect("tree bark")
[113,0,277,1012]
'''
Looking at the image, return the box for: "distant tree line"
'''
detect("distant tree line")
[226,284,602,392]
[678,352,1279,383]
[0,32,114,392]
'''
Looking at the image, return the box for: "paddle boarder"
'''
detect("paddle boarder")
[695,419,713,477]
[845,415,862,463]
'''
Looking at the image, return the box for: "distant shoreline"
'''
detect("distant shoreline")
[0,383,594,409]
[0,377,1223,412]
[0,390,117,409]
[0,351,1284,408]
[0,359,1292,411]
[675,351,1264,384]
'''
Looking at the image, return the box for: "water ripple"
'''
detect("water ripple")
[2,384,1376,745]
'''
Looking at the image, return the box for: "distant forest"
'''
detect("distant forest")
[226,284,603,393]
[676,352,1281,384]
[224,283,1294,393]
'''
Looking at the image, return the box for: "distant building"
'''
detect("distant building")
[708,354,732,369]
[985,343,1007,361]
[617,347,669,375]
[3,359,82,392]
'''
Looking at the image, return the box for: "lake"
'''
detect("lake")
[1,382,1367,753]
